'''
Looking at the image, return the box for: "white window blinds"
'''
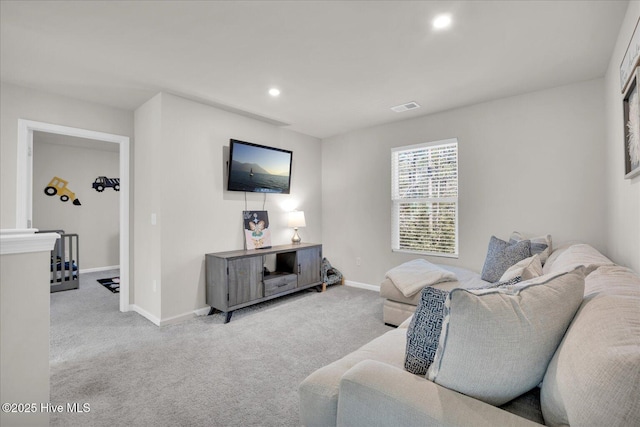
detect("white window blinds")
[391,139,458,257]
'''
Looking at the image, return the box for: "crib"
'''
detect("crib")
[39,230,79,292]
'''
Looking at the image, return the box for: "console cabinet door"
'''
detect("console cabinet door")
[228,256,263,306]
[297,246,321,287]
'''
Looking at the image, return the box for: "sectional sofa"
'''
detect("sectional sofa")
[299,243,640,426]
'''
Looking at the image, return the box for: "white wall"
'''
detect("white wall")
[0,231,57,427]
[32,136,119,270]
[134,93,322,323]
[322,79,607,286]
[133,94,163,320]
[604,1,640,273]
[0,82,134,228]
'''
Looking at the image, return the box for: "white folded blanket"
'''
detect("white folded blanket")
[386,259,458,297]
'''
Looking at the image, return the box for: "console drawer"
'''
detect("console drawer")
[264,273,297,296]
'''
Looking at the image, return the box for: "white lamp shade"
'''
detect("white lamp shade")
[288,211,306,228]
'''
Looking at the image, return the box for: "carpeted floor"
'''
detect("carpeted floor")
[50,269,392,426]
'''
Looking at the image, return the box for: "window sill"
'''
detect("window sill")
[392,248,459,259]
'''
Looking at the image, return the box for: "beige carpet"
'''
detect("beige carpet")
[49,270,392,426]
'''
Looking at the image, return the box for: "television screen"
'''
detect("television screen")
[227,139,293,194]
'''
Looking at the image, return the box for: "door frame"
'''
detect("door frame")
[16,119,131,312]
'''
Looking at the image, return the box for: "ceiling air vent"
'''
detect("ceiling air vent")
[391,102,420,113]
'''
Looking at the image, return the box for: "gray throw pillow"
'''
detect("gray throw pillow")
[481,236,531,282]
[404,287,448,375]
[427,267,586,406]
[404,276,522,376]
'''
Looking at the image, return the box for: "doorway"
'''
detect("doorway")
[16,119,130,311]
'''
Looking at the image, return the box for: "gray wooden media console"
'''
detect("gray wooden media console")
[205,243,322,323]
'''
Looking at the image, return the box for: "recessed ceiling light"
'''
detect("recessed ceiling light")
[433,14,452,30]
[269,88,281,97]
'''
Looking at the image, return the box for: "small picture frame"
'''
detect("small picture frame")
[243,210,272,249]
[620,17,640,93]
[623,66,640,179]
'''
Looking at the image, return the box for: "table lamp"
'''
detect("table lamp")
[288,211,306,244]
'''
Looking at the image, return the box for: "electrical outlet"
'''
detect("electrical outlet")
[356,257,362,266]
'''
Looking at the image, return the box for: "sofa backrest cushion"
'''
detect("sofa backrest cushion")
[426,267,585,406]
[543,243,614,276]
[540,265,640,426]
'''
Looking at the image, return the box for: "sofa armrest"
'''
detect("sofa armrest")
[337,360,543,427]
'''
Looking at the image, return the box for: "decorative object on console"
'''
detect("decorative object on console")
[480,235,531,282]
[623,66,640,179]
[243,210,272,249]
[288,210,306,244]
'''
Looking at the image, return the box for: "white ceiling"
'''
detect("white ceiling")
[0,1,629,139]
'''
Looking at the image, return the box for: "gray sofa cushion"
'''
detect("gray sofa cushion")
[481,235,531,282]
[541,265,640,426]
[427,267,585,406]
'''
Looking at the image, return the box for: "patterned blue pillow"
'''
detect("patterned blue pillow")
[405,287,449,375]
[481,236,531,282]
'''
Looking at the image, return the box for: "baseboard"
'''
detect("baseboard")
[194,307,212,316]
[158,311,198,326]
[345,280,380,292]
[80,265,120,274]
[130,304,160,326]
[130,305,211,327]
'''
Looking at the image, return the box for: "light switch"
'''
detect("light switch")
[151,213,157,225]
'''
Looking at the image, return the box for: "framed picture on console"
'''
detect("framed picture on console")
[623,66,640,179]
[243,210,272,249]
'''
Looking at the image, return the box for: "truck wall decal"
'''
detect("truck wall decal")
[92,176,120,192]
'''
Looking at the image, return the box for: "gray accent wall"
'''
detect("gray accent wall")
[321,78,608,286]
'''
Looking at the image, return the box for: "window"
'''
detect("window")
[391,138,458,257]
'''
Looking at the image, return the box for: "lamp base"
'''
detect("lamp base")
[291,228,301,244]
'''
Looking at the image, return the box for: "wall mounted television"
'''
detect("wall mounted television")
[227,139,293,194]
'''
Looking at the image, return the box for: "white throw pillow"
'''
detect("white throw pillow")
[510,232,552,264]
[426,267,585,406]
[499,254,543,282]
